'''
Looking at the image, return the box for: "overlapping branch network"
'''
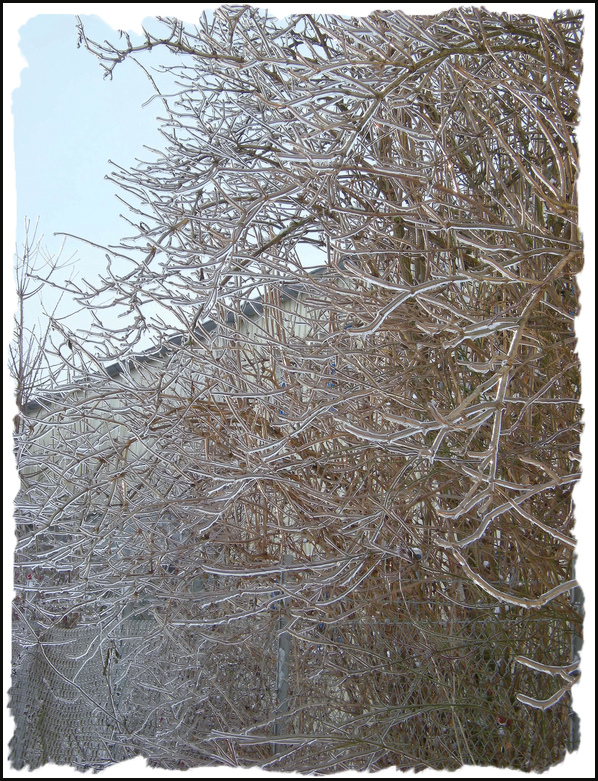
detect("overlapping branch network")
[13,7,583,772]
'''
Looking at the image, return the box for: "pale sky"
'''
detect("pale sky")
[9,7,329,341]
[11,12,195,339]
[13,14,172,265]
[4,4,595,779]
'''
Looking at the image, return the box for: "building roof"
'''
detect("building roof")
[21,265,338,414]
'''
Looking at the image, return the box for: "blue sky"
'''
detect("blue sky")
[10,12,191,337]
[14,14,170,263]
[7,7,330,339]
[4,5,595,778]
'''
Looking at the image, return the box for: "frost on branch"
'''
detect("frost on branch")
[11,6,583,773]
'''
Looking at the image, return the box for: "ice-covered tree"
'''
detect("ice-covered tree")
[12,7,583,773]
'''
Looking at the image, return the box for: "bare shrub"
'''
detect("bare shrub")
[12,7,583,773]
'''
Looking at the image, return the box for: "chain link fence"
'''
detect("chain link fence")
[11,5,584,775]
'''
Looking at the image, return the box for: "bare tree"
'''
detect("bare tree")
[10,221,77,416]
[12,7,583,773]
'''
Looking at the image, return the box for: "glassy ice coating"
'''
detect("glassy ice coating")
[11,6,583,773]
